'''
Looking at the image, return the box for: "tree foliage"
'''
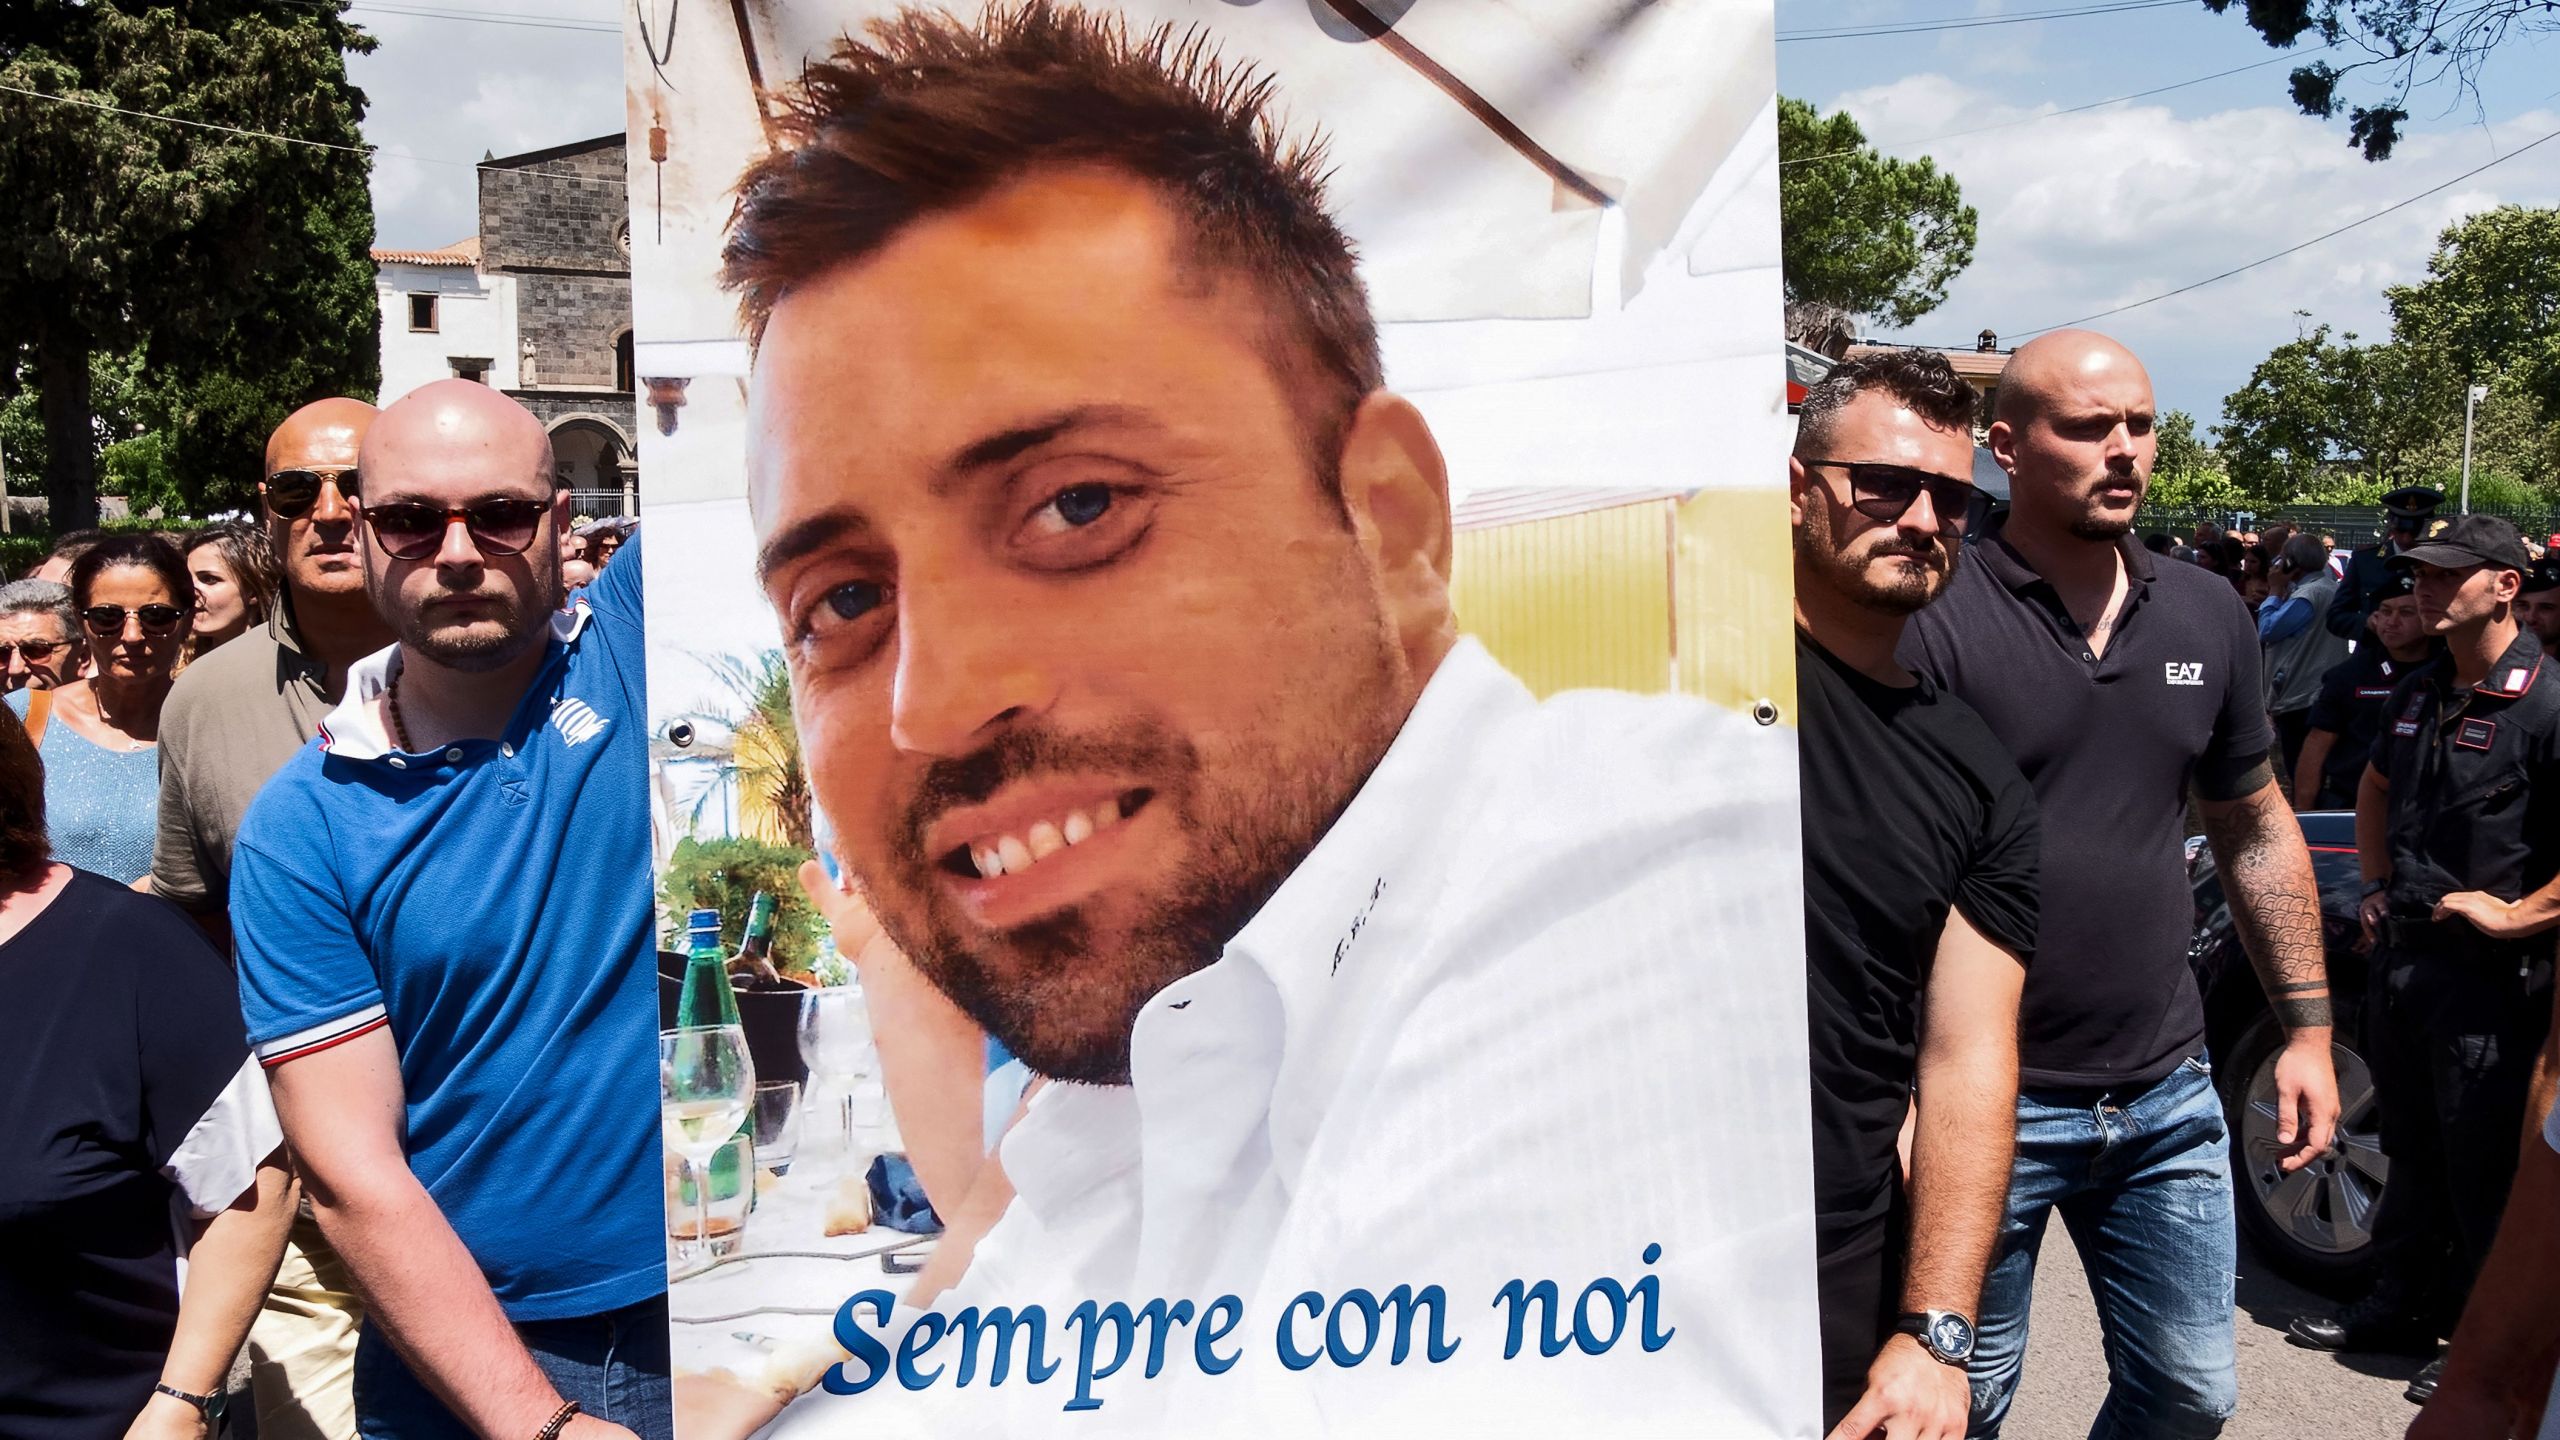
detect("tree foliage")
[666,651,816,855]
[0,1,380,526]
[2217,208,2560,508]
[1776,97,1980,330]
[2201,0,2555,159]
[658,836,824,975]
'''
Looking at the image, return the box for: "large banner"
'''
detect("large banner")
[623,1,1814,1433]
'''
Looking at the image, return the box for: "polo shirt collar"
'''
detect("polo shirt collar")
[1973,509,2152,597]
[314,601,591,762]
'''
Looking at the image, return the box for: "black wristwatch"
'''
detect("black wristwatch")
[152,1382,226,1422]
[1895,1310,1976,1367]
[2362,878,2390,898]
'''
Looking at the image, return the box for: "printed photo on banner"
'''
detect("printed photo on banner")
[621,1,1812,1433]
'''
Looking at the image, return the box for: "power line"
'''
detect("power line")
[2008,123,2560,337]
[0,80,631,193]
[1780,46,2331,167]
[344,2,619,35]
[1778,0,2190,42]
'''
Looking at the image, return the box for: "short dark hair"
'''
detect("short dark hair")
[722,0,1383,478]
[70,533,195,615]
[0,698,46,879]
[1794,350,1980,457]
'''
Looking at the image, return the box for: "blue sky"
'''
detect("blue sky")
[351,0,2560,428]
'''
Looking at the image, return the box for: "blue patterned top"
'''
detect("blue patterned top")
[7,688,161,884]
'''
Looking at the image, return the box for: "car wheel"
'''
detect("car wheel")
[2221,1012,2389,1297]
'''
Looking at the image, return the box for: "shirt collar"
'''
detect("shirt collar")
[1154,637,1530,1033]
[314,601,589,762]
[269,587,310,657]
[1973,509,2152,596]
[2474,628,2545,699]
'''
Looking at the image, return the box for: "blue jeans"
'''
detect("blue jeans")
[352,1294,672,1440]
[1968,1055,2238,1439]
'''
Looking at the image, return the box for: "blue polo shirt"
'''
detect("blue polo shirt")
[232,536,660,1321]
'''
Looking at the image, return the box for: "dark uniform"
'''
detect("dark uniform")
[2359,521,2560,1335]
[2302,644,2435,809]
[2326,485,2446,640]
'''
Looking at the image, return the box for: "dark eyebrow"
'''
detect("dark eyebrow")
[757,506,876,585]
[932,404,1158,497]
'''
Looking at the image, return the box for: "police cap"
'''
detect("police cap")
[2389,513,2532,572]
[2380,485,2445,523]
[2524,557,2560,596]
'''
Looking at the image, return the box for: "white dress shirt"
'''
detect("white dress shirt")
[769,638,1821,1438]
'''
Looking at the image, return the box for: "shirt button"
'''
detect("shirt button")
[500,743,515,758]
[445,747,465,762]
[387,756,407,770]
[2082,652,2094,661]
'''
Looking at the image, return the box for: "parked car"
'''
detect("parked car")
[2188,808,2387,1296]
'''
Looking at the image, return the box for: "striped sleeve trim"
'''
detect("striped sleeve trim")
[256,1004,390,1067]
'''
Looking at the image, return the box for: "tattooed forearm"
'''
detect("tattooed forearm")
[2200,780,2331,1029]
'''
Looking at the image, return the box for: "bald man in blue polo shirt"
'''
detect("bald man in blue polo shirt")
[232,382,666,1440]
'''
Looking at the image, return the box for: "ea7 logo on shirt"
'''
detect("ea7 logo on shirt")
[550,697,610,748]
[2164,662,2206,687]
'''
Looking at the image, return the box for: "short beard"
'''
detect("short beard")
[394,568,563,674]
[2070,511,2135,542]
[859,648,1404,1086]
[1796,506,1954,616]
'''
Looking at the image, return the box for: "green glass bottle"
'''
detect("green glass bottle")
[672,908,748,1235]
[729,891,780,986]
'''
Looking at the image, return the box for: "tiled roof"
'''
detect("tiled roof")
[371,236,481,267]
[1847,341,2010,383]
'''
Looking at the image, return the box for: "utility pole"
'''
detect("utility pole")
[2460,382,2488,513]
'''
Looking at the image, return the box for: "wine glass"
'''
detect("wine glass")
[798,986,872,1163]
[660,1025,755,1262]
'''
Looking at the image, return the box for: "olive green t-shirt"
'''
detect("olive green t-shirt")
[151,603,340,914]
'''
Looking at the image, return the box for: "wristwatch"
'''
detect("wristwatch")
[1895,1310,1976,1367]
[152,1383,226,1423]
[2362,878,2390,898]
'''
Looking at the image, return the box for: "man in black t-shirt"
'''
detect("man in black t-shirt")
[1792,349,2038,1438]
[2293,571,2438,811]
[1900,330,2337,1437]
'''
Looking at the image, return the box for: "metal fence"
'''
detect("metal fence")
[565,487,637,523]
[2137,504,2560,548]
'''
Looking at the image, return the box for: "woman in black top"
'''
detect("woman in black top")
[0,700,292,1439]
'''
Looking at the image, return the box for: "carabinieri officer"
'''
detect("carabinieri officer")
[2291,514,2560,1399]
[2292,569,2441,811]
[2327,485,2445,639]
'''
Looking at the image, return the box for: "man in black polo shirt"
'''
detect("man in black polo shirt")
[2287,515,2560,1401]
[1901,329,2339,1437]
[1792,349,2038,1439]
[2293,572,2440,811]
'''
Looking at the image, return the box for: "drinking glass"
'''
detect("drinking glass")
[660,1025,754,1263]
[798,986,873,1157]
[752,1079,803,1176]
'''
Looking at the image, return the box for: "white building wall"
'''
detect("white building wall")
[375,262,519,405]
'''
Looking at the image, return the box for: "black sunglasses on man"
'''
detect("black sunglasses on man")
[264,467,360,520]
[1800,459,1978,534]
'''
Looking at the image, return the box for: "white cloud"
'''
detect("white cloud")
[1824,73,2560,424]
[350,9,626,250]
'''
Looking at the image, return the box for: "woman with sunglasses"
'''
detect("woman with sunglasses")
[4,534,194,884]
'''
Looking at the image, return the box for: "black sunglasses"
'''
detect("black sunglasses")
[1801,459,1977,532]
[0,639,67,662]
[361,499,549,562]
[81,604,188,636]
[265,468,360,519]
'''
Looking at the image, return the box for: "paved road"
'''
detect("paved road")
[2007,1233,2428,1438]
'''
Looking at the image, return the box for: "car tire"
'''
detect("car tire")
[2219,1012,2389,1298]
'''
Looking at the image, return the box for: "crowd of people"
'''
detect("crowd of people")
[4,15,2557,1440]
[1792,337,2560,1440]
[2,386,656,1440]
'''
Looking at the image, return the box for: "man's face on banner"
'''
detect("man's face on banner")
[750,167,1442,1084]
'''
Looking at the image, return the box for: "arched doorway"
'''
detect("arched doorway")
[548,416,630,493]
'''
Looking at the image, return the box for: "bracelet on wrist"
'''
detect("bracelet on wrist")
[533,1400,581,1440]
